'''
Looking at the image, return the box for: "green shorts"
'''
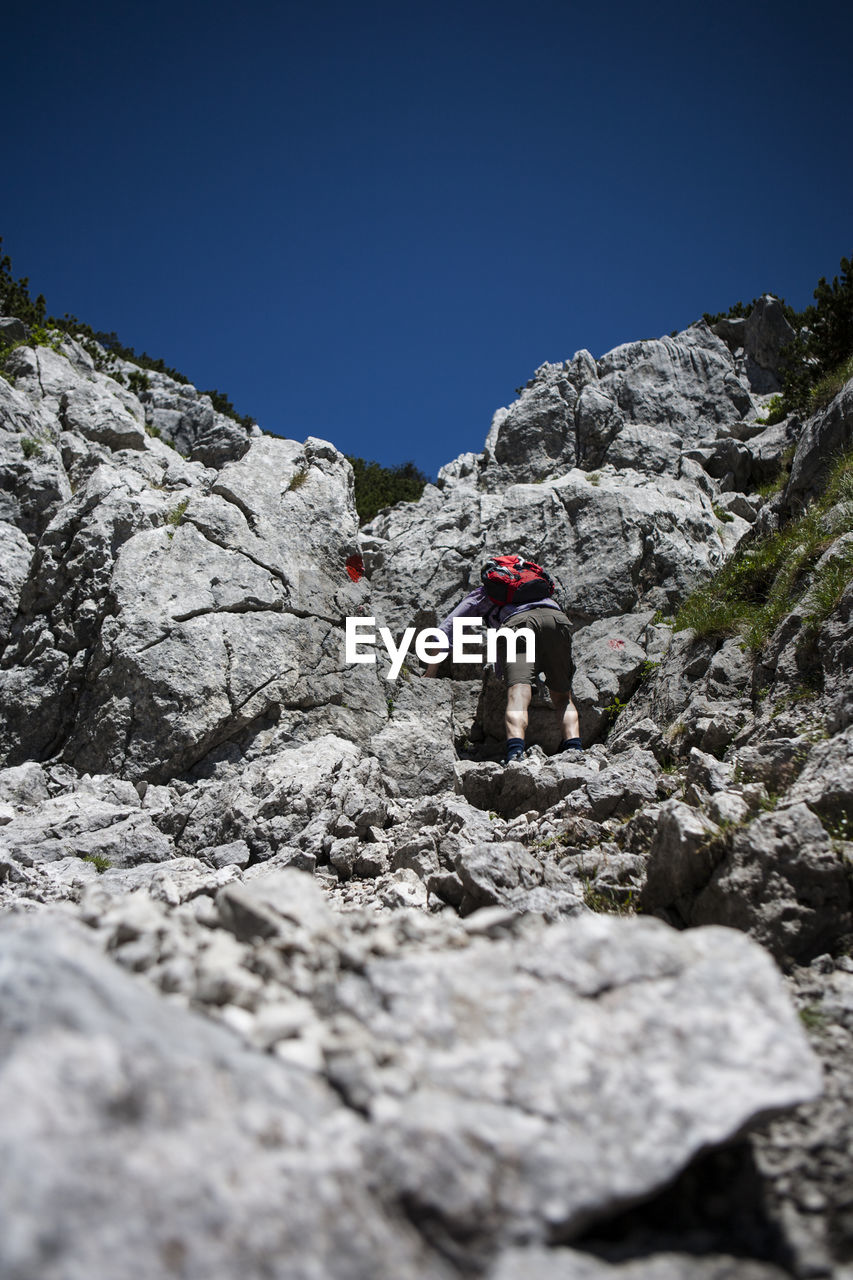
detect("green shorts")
[499,606,574,690]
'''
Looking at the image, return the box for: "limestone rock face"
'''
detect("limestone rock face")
[2,315,851,1276]
[595,322,754,429]
[0,335,387,779]
[787,377,853,507]
[139,367,254,466]
[468,324,756,492]
[713,295,797,394]
[365,467,744,637]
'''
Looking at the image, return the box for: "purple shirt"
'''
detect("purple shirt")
[437,587,560,642]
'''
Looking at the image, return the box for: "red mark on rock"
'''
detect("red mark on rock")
[608,638,626,649]
[345,553,366,582]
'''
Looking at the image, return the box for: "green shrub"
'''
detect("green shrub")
[0,237,46,326]
[582,878,636,915]
[288,467,309,492]
[127,368,151,397]
[780,255,853,414]
[707,255,853,422]
[201,387,255,430]
[346,456,429,524]
[21,436,43,459]
[807,352,853,413]
[755,394,786,425]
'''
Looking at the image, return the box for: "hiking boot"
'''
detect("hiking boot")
[504,743,526,766]
[559,738,584,760]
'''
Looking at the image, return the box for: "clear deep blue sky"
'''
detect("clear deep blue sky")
[4,0,851,476]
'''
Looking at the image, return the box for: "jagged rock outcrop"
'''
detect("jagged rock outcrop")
[467,322,757,489]
[0,338,386,778]
[712,295,797,394]
[2,311,853,1276]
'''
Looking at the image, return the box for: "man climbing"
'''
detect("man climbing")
[422,554,583,765]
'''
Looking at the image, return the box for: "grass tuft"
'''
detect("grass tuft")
[21,436,43,459]
[165,497,189,528]
[674,448,853,650]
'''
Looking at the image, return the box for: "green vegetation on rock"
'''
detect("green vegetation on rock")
[346,455,429,524]
[706,253,853,420]
[675,448,853,649]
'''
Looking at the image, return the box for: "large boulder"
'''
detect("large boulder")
[570,612,665,743]
[330,912,819,1263]
[472,325,755,492]
[0,917,444,1280]
[742,296,796,393]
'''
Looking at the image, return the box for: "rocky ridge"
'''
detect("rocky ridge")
[1,297,852,1278]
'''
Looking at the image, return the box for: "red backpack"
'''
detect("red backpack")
[481,554,555,605]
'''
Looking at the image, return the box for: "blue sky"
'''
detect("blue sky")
[4,0,851,476]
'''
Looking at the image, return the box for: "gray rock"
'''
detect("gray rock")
[143,376,252,466]
[0,372,57,438]
[454,840,583,918]
[0,430,72,537]
[483,364,578,483]
[787,377,853,508]
[596,322,754,432]
[216,868,336,944]
[0,315,27,347]
[0,432,386,778]
[370,678,457,799]
[641,799,723,913]
[205,838,252,869]
[690,804,851,962]
[92,856,240,905]
[0,762,50,807]
[571,613,656,743]
[491,1247,790,1279]
[378,866,430,910]
[331,915,819,1260]
[0,520,31,637]
[0,917,446,1280]
[686,747,733,794]
[743,296,797,393]
[607,715,664,755]
[366,467,737,639]
[733,737,812,791]
[2,791,173,869]
[786,725,853,824]
[60,382,147,450]
[458,753,598,819]
[584,749,660,821]
[169,733,389,861]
